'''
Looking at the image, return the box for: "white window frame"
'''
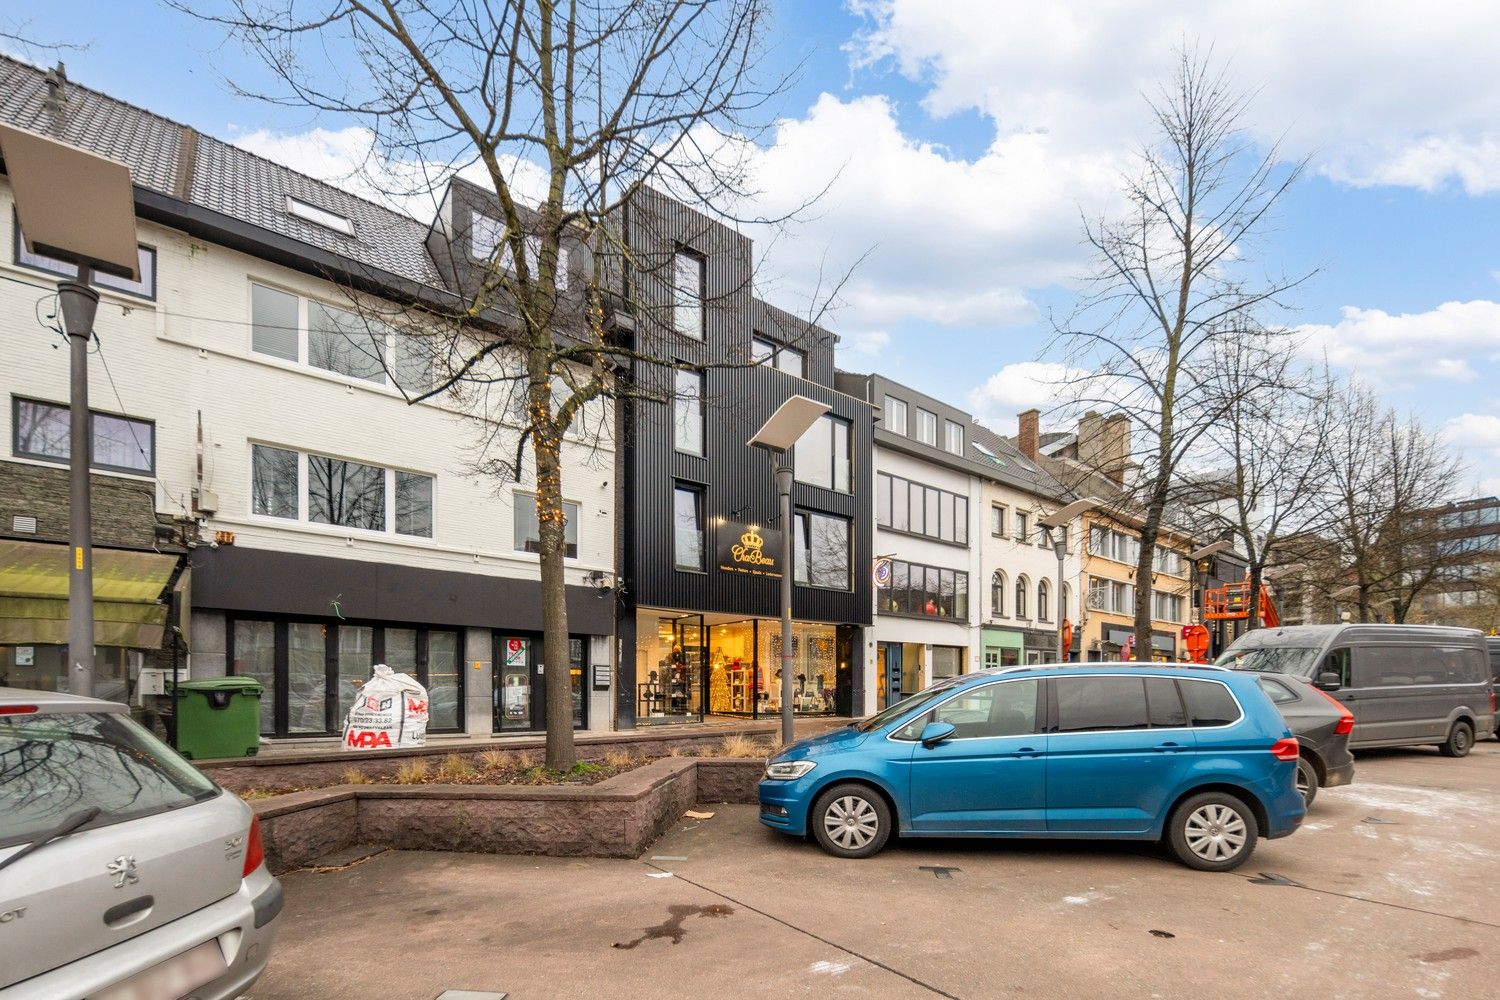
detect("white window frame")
[944,419,964,455]
[287,196,355,236]
[884,396,908,436]
[248,443,435,539]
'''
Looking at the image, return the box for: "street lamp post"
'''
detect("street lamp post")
[1039,498,1104,663]
[0,123,139,698]
[748,395,830,746]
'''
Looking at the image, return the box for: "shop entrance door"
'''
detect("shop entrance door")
[669,618,704,718]
[495,636,537,731]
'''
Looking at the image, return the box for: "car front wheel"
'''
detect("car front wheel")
[810,783,892,859]
[1439,720,1473,758]
[1167,792,1259,872]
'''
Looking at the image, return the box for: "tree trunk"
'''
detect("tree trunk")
[1245,562,1263,630]
[534,421,577,770]
[1134,506,1163,661]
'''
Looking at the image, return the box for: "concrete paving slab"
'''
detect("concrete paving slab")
[252,742,1500,999]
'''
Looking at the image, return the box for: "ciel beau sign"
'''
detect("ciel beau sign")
[717,522,782,578]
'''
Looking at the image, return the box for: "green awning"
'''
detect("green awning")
[0,540,179,648]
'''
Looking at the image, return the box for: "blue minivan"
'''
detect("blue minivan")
[759,664,1306,871]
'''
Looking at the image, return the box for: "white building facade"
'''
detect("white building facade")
[0,56,617,739]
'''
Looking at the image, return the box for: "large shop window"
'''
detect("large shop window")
[880,559,968,619]
[513,491,580,558]
[875,472,968,544]
[794,511,850,590]
[16,223,157,299]
[673,249,706,339]
[793,414,851,492]
[12,397,155,475]
[674,484,705,570]
[250,282,432,393]
[230,619,465,736]
[673,369,704,455]
[250,444,434,538]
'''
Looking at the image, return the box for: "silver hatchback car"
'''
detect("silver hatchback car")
[0,688,281,999]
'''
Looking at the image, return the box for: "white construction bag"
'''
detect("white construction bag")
[341,664,429,750]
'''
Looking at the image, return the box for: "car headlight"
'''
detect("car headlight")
[764,760,817,781]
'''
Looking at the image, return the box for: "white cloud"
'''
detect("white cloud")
[1298,301,1500,386]
[967,361,1089,425]
[849,1,1500,195]
[836,329,891,359]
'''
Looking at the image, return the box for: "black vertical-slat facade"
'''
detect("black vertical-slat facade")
[614,189,873,726]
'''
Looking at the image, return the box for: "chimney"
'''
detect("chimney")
[44,62,68,115]
[1018,409,1040,462]
[1103,414,1130,484]
[1076,411,1105,473]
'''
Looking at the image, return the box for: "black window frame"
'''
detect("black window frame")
[672,367,705,456]
[881,557,968,619]
[14,215,158,301]
[875,471,968,545]
[673,482,706,572]
[794,414,852,493]
[514,490,580,558]
[11,395,156,476]
[794,509,852,591]
[672,247,706,340]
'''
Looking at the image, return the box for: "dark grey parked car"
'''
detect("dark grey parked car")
[1241,672,1355,808]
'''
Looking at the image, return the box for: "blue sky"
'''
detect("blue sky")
[10,1,1500,494]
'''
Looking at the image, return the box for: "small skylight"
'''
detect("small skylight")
[287,196,355,236]
[973,441,1006,466]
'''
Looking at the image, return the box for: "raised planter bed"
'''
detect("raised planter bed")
[251,757,766,874]
[204,722,833,793]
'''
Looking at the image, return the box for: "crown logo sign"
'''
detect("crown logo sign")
[740,527,764,551]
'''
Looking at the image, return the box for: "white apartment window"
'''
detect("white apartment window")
[1152,592,1185,622]
[250,444,433,538]
[1088,525,1142,565]
[945,419,964,455]
[990,504,1006,537]
[1087,576,1136,615]
[1038,579,1051,622]
[1015,576,1029,619]
[794,415,851,493]
[884,396,907,435]
[250,283,432,393]
[287,196,355,236]
[514,491,580,558]
[673,369,704,455]
[991,571,1006,617]
[916,408,937,446]
[674,250,705,339]
[1015,511,1029,542]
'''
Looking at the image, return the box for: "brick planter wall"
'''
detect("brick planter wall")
[251,757,761,874]
[206,724,816,793]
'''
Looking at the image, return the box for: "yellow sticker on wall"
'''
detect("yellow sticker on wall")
[75,547,84,570]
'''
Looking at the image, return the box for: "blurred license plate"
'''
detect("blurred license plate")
[93,940,226,1000]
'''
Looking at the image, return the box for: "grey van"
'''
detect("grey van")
[1217,625,1496,757]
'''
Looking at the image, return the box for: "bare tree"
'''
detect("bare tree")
[1049,46,1310,655]
[1302,383,1462,623]
[188,0,805,768]
[1185,349,1335,629]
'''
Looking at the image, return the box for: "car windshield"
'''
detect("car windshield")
[1215,646,1321,678]
[852,678,966,733]
[0,711,218,849]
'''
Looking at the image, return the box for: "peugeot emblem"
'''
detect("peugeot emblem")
[107,856,139,890]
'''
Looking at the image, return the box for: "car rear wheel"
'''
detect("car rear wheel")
[1167,792,1259,872]
[810,783,892,859]
[1439,720,1473,758]
[1295,757,1319,808]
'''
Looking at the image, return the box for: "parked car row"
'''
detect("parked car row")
[762,625,1497,872]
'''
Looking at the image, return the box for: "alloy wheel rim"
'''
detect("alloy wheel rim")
[1184,803,1248,862]
[823,795,878,850]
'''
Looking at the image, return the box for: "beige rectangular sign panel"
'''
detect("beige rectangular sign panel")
[0,122,138,280]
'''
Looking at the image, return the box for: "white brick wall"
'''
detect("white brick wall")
[0,182,615,587]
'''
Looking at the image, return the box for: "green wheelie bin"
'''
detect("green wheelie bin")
[173,677,263,760]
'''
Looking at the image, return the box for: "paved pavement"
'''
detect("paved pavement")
[252,742,1500,999]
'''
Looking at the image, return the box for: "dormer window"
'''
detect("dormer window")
[469,213,569,290]
[287,196,355,236]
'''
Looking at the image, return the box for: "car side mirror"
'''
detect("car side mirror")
[919,721,957,748]
[1315,671,1341,691]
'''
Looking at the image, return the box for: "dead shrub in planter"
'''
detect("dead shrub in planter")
[394,760,429,785]
[436,754,477,781]
[512,749,539,770]
[343,768,371,785]
[715,734,769,759]
[603,750,635,769]
[478,749,510,772]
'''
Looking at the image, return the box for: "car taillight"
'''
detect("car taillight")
[242,815,265,878]
[1270,737,1300,761]
[1310,685,1356,736]
[0,705,38,715]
